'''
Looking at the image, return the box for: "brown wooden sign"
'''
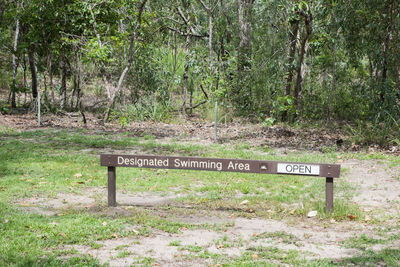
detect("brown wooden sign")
[100,154,340,177]
[100,154,341,212]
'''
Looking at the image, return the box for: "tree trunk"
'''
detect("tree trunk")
[75,52,82,110]
[282,18,299,121]
[28,50,38,99]
[294,11,312,118]
[208,11,213,62]
[235,0,253,110]
[380,0,394,102]
[237,0,252,74]
[328,30,338,121]
[41,17,54,105]
[71,49,78,108]
[11,16,20,108]
[285,19,299,97]
[60,46,67,109]
[103,0,148,123]
[182,23,190,116]
[189,74,193,114]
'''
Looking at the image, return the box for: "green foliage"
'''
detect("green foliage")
[346,115,400,146]
[111,98,171,126]
[0,0,399,146]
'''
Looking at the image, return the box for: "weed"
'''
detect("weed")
[169,240,181,246]
[253,231,300,245]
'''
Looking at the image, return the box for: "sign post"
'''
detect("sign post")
[108,166,116,206]
[100,154,341,211]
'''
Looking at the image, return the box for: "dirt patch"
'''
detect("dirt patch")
[16,188,187,215]
[3,113,399,153]
[68,229,221,267]
[342,159,400,216]
[66,215,399,266]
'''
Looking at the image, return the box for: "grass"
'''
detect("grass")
[0,127,399,266]
[252,231,300,245]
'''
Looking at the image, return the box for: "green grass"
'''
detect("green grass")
[0,127,399,266]
[252,231,300,245]
[309,249,400,266]
[169,240,181,246]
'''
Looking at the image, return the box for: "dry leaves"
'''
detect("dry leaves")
[347,215,357,220]
[111,233,119,238]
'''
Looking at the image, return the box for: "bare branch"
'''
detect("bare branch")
[198,0,210,11]
[177,7,189,24]
[166,17,184,25]
[166,26,208,38]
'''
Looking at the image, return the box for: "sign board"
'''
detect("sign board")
[277,163,320,176]
[100,154,341,212]
[100,154,340,177]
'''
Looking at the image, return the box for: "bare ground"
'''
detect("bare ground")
[2,112,399,153]
[15,159,400,266]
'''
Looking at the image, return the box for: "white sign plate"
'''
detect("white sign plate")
[277,163,320,176]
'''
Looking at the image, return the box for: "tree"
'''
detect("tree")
[234,0,253,112]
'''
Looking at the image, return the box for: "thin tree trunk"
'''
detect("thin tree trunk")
[294,11,312,117]
[285,19,299,97]
[75,52,82,109]
[328,33,337,121]
[282,18,299,121]
[236,0,253,109]
[11,17,20,108]
[71,49,78,109]
[60,46,67,109]
[103,0,148,123]
[380,0,394,102]
[166,31,177,99]
[41,17,54,105]
[208,10,213,61]
[22,54,26,87]
[28,50,38,99]
[189,74,193,114]
[182,24,190,116]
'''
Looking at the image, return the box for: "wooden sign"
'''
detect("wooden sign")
[100,154,340,177]
[100,154,341,212]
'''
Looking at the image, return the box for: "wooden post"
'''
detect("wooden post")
[108,166,116,207]
[325,177,333,212]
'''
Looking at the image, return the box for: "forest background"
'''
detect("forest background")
[0,0,399,146]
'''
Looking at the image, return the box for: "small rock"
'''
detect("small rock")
[307,210,318,218]
[240,200,249,205]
